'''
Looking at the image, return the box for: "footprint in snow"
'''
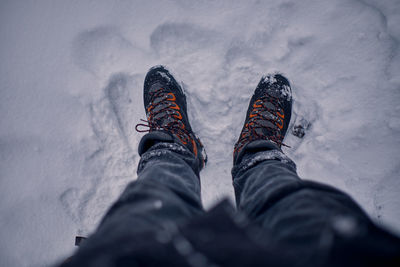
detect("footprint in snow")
[60,73,143,234]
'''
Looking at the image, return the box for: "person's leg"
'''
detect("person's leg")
[232,74,399,264]
[232,140,400,265]
[96,131,204,235]
[232,139,367,245]
[63,66,206,266]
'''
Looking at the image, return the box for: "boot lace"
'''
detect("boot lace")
[135,88,198,156]
[234,94,290,154]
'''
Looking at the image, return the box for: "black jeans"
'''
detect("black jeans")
[61,131,400,266]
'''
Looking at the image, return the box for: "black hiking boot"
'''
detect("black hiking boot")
[136,65,207,168]
[234,73,292,162]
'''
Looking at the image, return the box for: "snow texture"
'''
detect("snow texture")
[0,0,399,266]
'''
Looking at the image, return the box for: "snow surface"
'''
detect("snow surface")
[0,0,399,266]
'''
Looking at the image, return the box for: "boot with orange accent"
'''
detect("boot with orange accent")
[136,65,207,169]
[234,73,292,163]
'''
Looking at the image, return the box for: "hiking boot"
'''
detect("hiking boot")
[234,73,292,161]
[136,65,207,168]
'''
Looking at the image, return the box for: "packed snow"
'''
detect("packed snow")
[0,0,399,266]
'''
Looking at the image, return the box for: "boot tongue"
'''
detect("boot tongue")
[252,126,276,140]
[258,120,278,132]
[145,83,165,105]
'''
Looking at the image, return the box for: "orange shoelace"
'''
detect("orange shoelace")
[135,88,198,156]
[234,94,290,154]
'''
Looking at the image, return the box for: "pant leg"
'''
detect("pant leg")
[232,140,394,264]
[98,131,203,233]
[63,131,203,266]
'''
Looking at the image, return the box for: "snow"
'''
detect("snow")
[0,0,399,266]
